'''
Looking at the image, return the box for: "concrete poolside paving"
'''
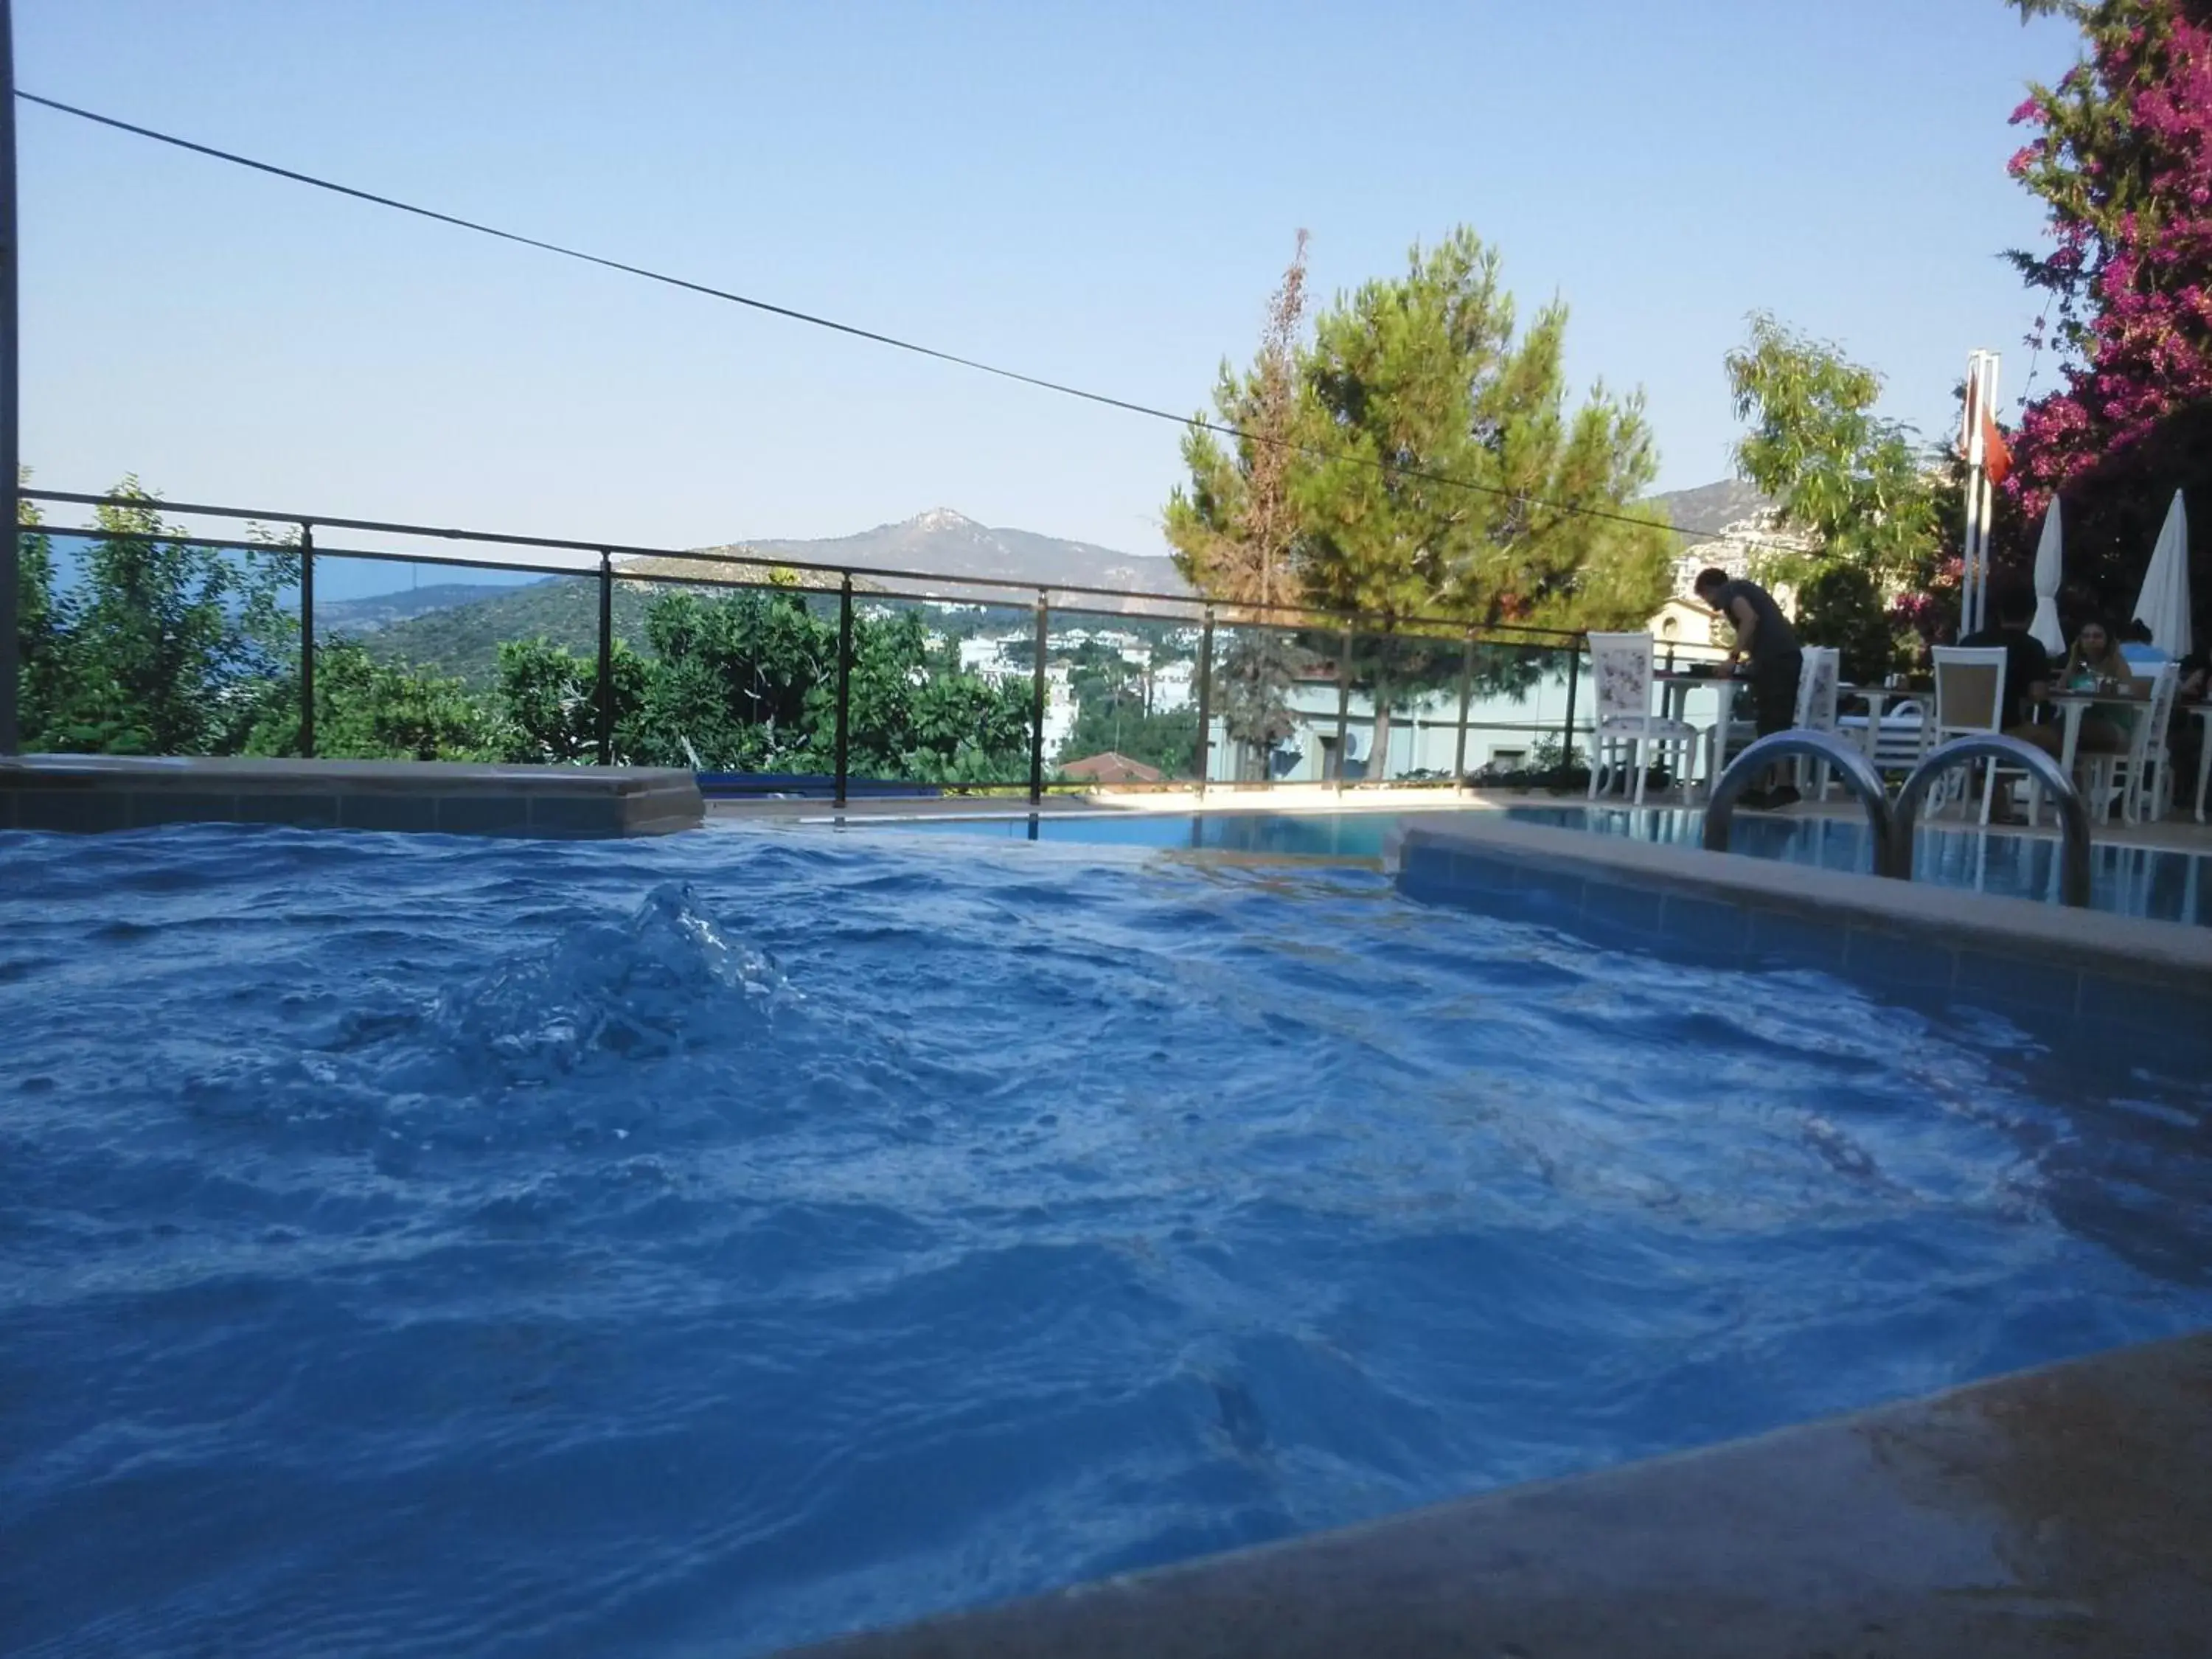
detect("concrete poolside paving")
[772,1332,2212,1659]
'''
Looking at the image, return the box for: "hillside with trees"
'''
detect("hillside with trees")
[13,483,1032,782]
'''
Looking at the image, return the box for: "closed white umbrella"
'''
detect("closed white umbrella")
[2029,497,2065,653]
[2134,490,2194,658]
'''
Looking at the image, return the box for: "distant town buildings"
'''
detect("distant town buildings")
[1648,482,1812,654]
[1148,659,1194,713]
[894,481,1812,781]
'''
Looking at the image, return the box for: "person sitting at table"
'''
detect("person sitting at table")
[1956,584,2126,820]
[2061,616,2142,753]
[1692,565,1803,809]
[2063,618,2143,690]
[1958,582,2061,759]
[2119,618,2172,672]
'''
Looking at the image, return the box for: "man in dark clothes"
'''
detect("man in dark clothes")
[1694,566,1804,809]
[1957,581,2063,822]
[1956,584,2060,753]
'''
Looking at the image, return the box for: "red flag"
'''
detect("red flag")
[1982,409,2013,486]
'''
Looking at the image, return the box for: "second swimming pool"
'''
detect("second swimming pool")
[862,804,2212,928]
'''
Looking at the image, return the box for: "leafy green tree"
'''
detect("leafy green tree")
[1792,566,1901,684]
[244,640,500,761]
[1725,313,1942,590]
[1300,232,1669,760]
[1057,645,1201,776]
[1170,228,1671,767]
[843,609,1030,780]
[631,589,834,771]
[1166,237,1325,780]
[484,590,1031,782]
[1209,632,1313,778]
[495,636,650,764]
[1166,232,1312,612]
[15,485,66,749]
[19,480,1034,779]
[31,481,295,755]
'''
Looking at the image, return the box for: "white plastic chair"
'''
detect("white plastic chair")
[1792,647,1841,798]
[2112,662,2181,824]
[1585,633,1698,807]
[1834,697,1931,771]
[1930,647,2010,824]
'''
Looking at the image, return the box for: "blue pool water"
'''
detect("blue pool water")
[4,824,2211,1658]
[876,810,1399,858]
[877,807,2212,927]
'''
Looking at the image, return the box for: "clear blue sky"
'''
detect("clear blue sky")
[17,0,2078,575]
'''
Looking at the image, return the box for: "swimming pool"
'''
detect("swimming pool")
[874,806,2212,927]
[4,823,2209,1658]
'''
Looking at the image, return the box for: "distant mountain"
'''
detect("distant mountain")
[1648,481,1775,542]
[672,509,1189,605]
[359,509,1187,688]
[319,581,546,635]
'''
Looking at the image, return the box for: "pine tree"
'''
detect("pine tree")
[1169,227,1670,771]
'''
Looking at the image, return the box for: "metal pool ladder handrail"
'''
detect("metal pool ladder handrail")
[1702,731,1905,877]
[1893,734,2093,908]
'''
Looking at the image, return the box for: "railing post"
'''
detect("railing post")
[298,523,316,757]
[1453,630,1475,785]
[1891,734,2093,905]
[0,2,16,760]
[1334,624,1353,789]
[596,550,613,766]
[1029,592,1048,805]
[1559,639,1581,770]
[1705,729,1901,878]
[833,574,853,810]
[1194,606,1214,796]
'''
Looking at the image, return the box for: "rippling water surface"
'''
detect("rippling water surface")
[3,823,2208,1658]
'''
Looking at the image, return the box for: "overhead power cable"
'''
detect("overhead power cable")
[21,88,1747,551]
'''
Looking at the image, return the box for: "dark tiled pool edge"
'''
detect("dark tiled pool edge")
[775,1331,2212,1658]
[0,755,704,838]
[1386,813,2212,1057]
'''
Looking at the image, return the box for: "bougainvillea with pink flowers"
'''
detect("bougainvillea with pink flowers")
[2003,0,2212,616]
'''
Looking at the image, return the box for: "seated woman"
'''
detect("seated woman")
[2060,618,2138,754]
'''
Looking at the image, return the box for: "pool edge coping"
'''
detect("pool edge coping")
[1383,810,2212,999]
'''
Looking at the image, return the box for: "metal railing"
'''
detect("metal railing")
[11,487,1595,804]
[1702,728,2096,907]
[1703,731,1903,875]
[1894,734,2093,907]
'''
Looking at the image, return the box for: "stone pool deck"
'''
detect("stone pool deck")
[777,1331,2212,1659]
[0,754,703,838]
